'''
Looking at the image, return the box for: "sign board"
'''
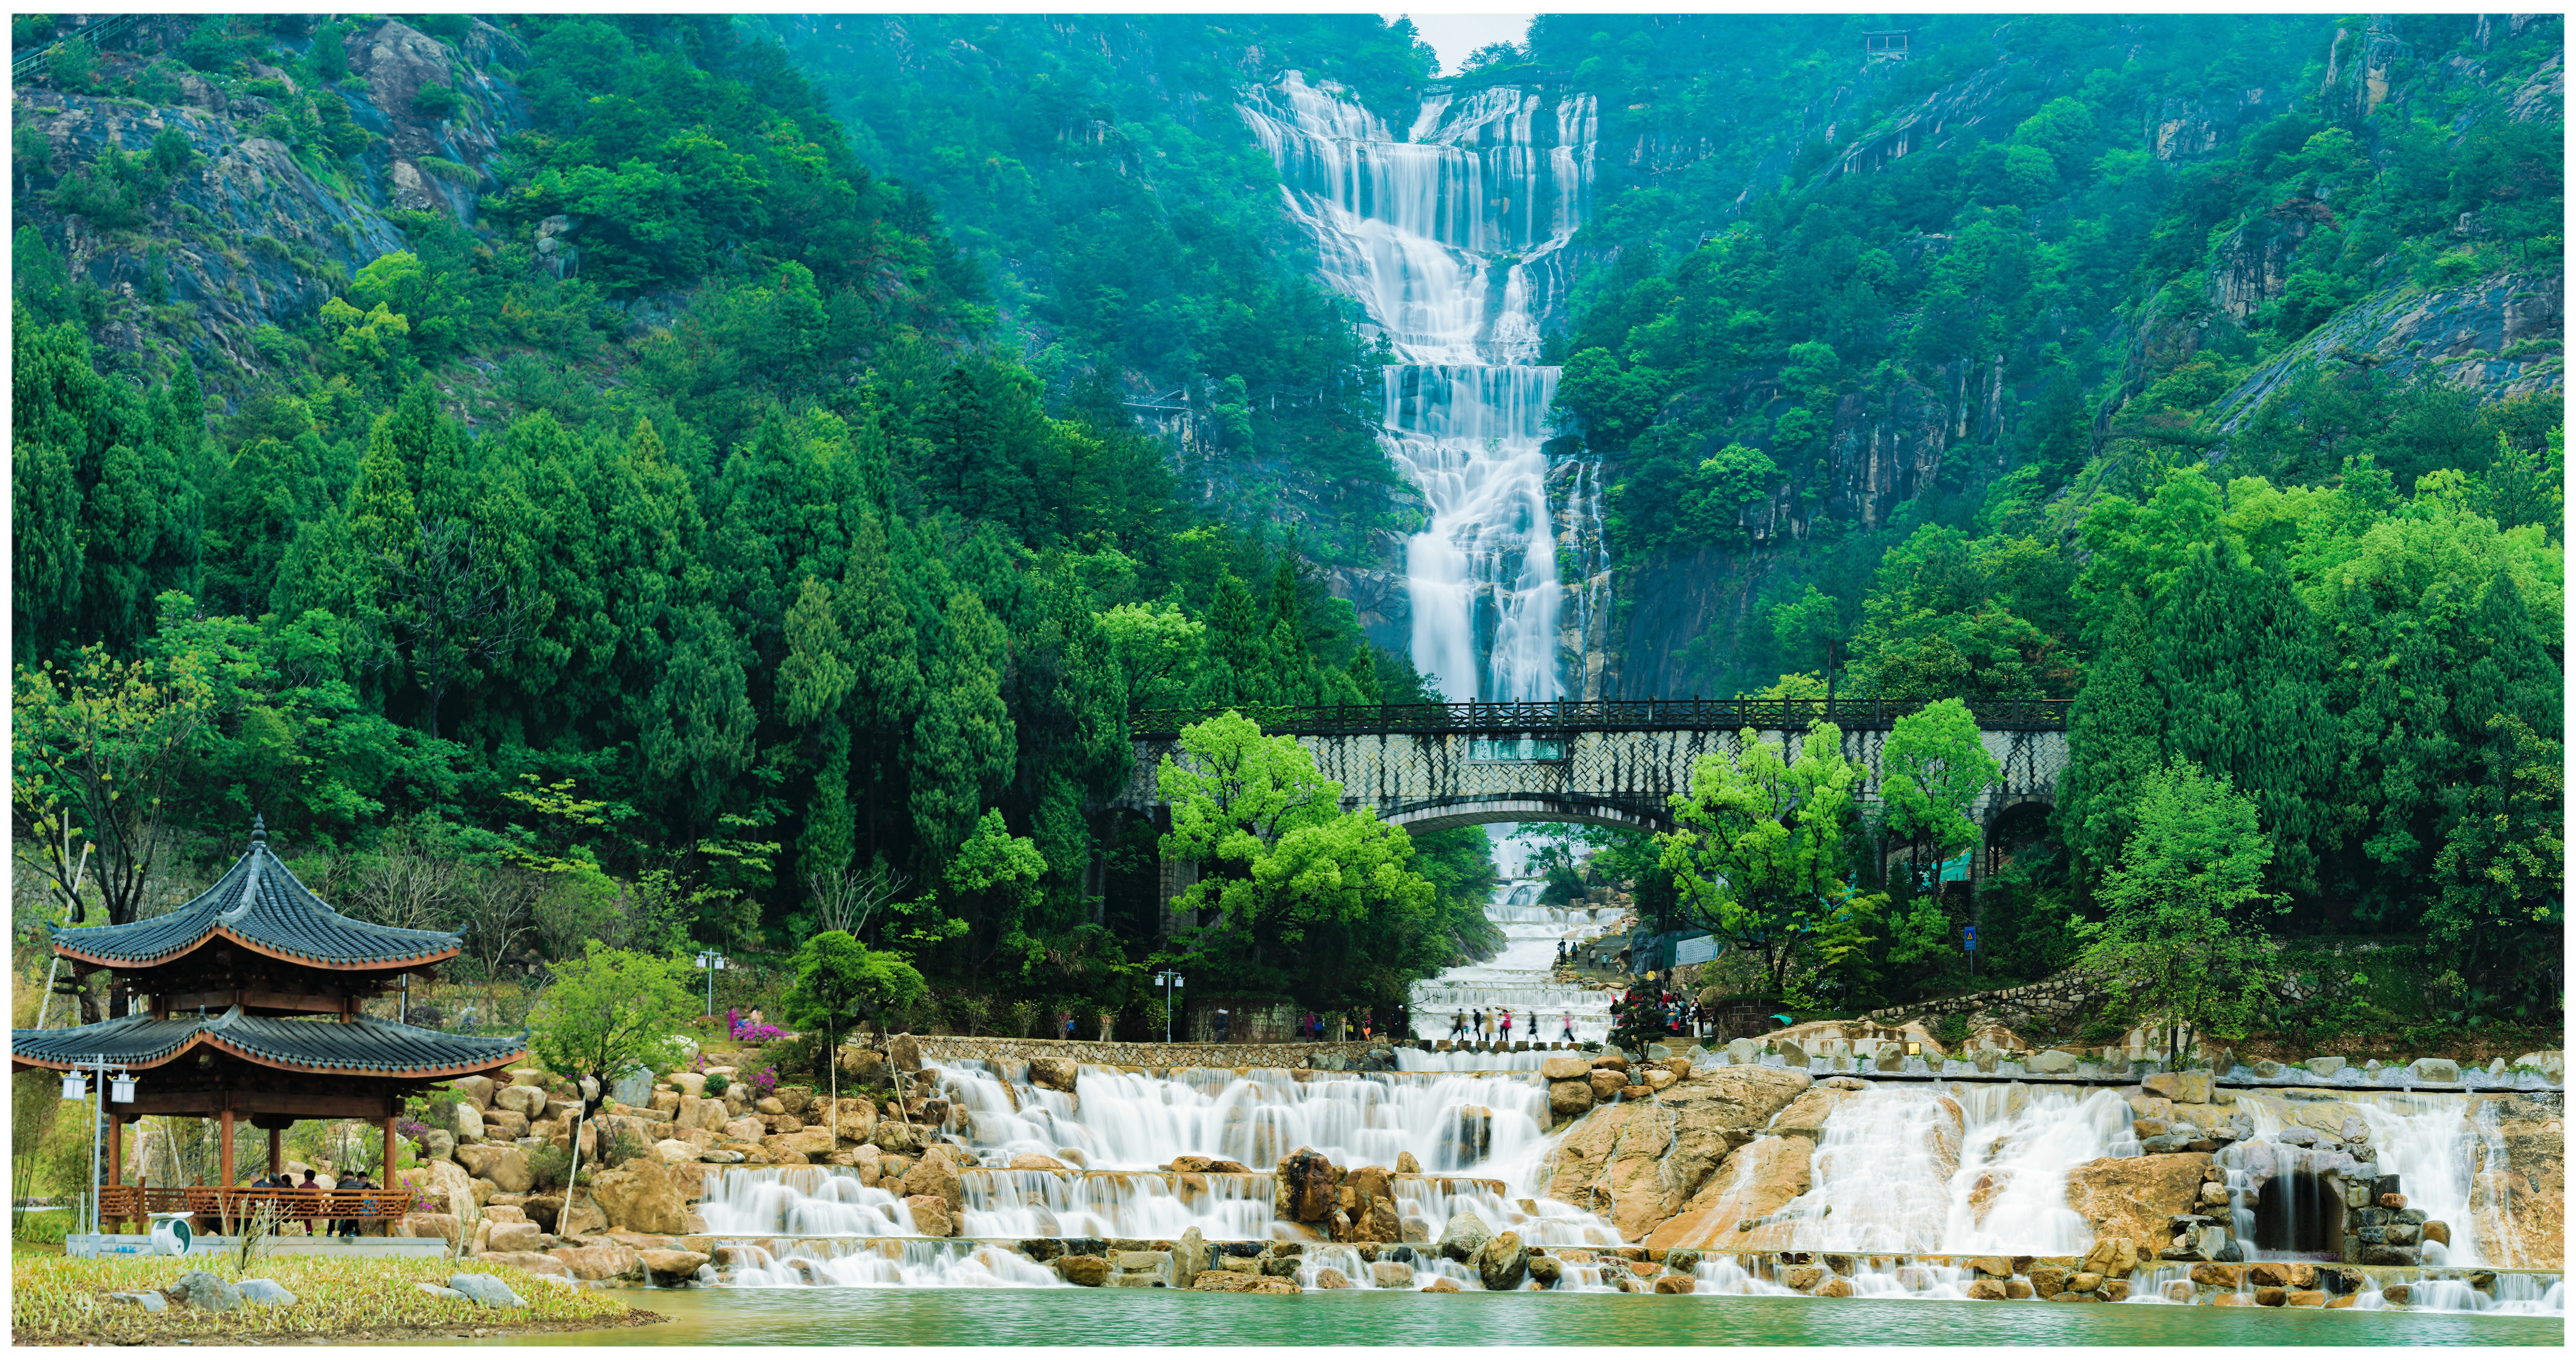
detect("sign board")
[1963,926,1977,951]
[1672,934,1721,966]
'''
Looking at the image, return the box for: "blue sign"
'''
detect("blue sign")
[1963,926,1977,950]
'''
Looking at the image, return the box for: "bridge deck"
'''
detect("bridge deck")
[1131,698,2069,739]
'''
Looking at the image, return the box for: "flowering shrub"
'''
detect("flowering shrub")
[746,1066,778,1100]
[732,1021,787,1042]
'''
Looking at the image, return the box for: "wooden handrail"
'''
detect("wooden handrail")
[97,1185,416,1221]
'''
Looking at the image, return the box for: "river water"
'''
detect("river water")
[453,1287,2560,1346]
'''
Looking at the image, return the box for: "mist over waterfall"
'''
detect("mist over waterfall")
[1242,74,1598,702]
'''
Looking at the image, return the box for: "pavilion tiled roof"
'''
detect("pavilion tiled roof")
[48,819,460,971]
[10,1008,526,1078]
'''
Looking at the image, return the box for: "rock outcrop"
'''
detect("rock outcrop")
[2063,1151,2215,1248]
[2468,1092,2564,1269]
[1544,1065,1812,1242]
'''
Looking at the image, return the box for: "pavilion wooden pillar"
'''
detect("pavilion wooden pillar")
[268,1127,283,1177]
[218,1107,236,1187]
[105,1115,123,1233]
[381,1115,397,1183]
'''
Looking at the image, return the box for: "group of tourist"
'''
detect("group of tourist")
[1446,1008,1580,1044]
[1618,988,1711,1038]
[242,1167,372,1238]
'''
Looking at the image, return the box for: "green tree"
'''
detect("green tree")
[2072,761,2285,1062]
[1657,720,1863,1000]
[2425,715,2563,1012]
[781,929,928,1134]
[527,942,694,1182]
[1879,697,2001,880]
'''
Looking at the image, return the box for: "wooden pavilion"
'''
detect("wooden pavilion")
[10,817,527,1232]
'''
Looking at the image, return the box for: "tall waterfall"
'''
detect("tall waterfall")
[1242,73,1598,702]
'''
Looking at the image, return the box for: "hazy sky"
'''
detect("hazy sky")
[1385,11,1535,75]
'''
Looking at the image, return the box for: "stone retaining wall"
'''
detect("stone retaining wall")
[1867,971,2111,1025]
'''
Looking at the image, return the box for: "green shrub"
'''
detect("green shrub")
[412,84,463,120]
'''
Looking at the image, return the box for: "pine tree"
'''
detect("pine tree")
[2054,595,2164,882]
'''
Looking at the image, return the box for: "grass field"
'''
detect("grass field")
[10,1247,658,1345]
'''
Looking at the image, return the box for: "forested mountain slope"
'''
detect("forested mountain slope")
[11,14,1496,1022]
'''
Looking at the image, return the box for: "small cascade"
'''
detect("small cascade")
[717,1238,1068,1288]
[696,1166,919,1237]
[930,1060,1560,1175]
[1408,880,1620,1044]
[1942,1085,2138,1255]
[1786,1087,1965,1254]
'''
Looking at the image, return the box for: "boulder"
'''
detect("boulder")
[1474,1230,1529,1291]
[2063,1152,2214,1248]
[109,1291,169,1312]
[1965,1278,2009,1300]
[2508,1051,2564,1083]
[1009,1152,1070,1171]
[1550,1080,1596,1115]
[1172,1228,1210,1290]
[1309,1267,1352,1289]
[1028,1058,1080,1093]
[1274,1147,1342,1224]
[2027,1265,2070,1297]
[452,1102,487,1141]
[1395,1151,1422,1174]
[2143,1072,2213,1104]
[2079,1238,2141,1278]
[678,1097,729,1133]
[1058,1255,1109,1286]
[1641,1134,1816,1252]
[399,1211,462,1246]
[1541,1053,1592,1080]
[2409,1058,2462,1084]
[1436,1208,1493,1263]
[494,1085,548,1117]
[1195,1272,1300,1294]
[169,1270,244,1313]
[445,1273,527,1308]
[1588,1069,1626,1103]
[1425,1278,1463,1293]
[2464,1093,2563,1269]
[1371,1260,1415,1288]
[550,1242,643,1280]
[1644,1069,1678,1091]
[638,1249,709,1285]
[2030,1050,2083,1074]
[2306,1057,2348,1078]
[591,1157,689,1235]
[904,1194,955,1237]
[476,1252,570,1277]
[902,1152,966,1214]
[1551,1065,1815,1243]
[889,1034,923,1073]
[454,1144,533,1193]
[487,1220,544,1253]
[1653,1274,1696,1294]
[483,1108,532,1139]
[452,1076,497,1109]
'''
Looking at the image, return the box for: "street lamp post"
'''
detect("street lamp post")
[693,952,728,1016]
[60,1055,136,1239]
[1153,971,1184,1044]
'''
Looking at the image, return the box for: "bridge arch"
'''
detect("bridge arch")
[1379,796,1668,835]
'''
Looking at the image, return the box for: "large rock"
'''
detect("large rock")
[452,1076,497,1109]
[483,1108,531,1140]
[550,1242,643,1280]
[494,1084,548,1117]
[401,1157,481,1215]
[1541,1053,1592,1081]
[2143,1072,2212,1104]
[486,1220,544,1253]
[1587,1069,1626,1103]
[2064,1152,2215,1248]
[591,1157,689,1235]
[1474,1230,1529,1291]
[453,1144,532,1193]
[169,1270,243,1313]
[1436,1207,1493,1262]
[2467,1093,2564,1269]
[905,1194,955,1237]
[1028,1057,1080,1093]
[1058,1254,1109,1286]
[452,1102,486,1141]
[678,1096,728,1133]
[637,1249,709,1285]
[398,1211,461,1246]
[1371,1260,1416,1288]
[722,1116,766,1143]
[901,1148,966,1214]
[2030,1050,2082,1074]
[889,1034,923,1073]
[445,1273,526,1309]
[2080,1237,2142,1278]
[1641,1135,1817,1251]
[1172,1228,1210,1289]
[1274,1147,1341,1224]
[2410,1058,2462,1084]
[1546,1067,1814,1242]
[1549,1080,1596,1115]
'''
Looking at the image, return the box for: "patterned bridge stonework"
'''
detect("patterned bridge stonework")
[1119,700,2070,934]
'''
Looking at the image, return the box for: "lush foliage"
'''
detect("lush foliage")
[526,943,695,1096]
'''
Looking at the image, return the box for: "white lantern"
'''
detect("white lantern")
[110,1071,136,1103]
[60,1072,87,1100]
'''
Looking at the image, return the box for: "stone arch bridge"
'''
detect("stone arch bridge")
[1118,698,2070,934]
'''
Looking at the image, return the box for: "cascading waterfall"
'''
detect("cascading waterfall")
[1406,884,1620,1044]
[1240,72,1598,703]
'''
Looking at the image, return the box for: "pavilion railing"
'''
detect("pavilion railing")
[96,1185,416,1229]
[1129,697,2072,739]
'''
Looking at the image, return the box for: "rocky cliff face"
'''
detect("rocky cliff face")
[13,18,523,391]
[2212,269,2565,433]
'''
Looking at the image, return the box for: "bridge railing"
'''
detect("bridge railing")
[1129,697,2071,738]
